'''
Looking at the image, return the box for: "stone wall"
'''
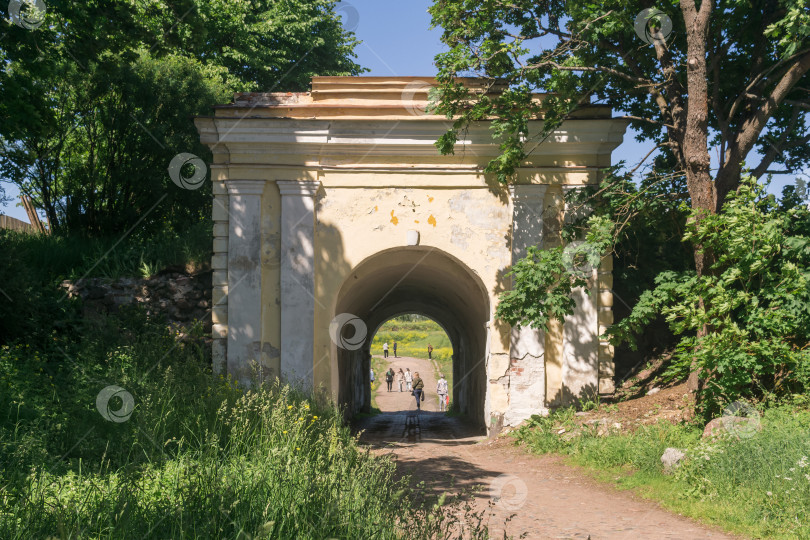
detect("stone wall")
[61,269,213,335]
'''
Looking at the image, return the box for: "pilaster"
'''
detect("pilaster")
[505,184,549,424]
[278,180,320,390]
[226,179,265,386]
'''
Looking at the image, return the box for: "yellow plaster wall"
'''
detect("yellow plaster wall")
[311,173,514,396]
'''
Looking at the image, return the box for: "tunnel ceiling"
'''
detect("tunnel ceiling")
[335,247,490,338]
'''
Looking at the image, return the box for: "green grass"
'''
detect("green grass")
[0,310,488,538]
[514,405,810,539]
[372,317,454,399]
[0,223,211,283]
[369,354,389,410]
[0,232,489,538]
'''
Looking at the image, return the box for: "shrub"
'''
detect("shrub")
[610,178,810,414]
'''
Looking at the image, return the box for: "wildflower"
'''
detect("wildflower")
[313,416,318,420]
[790,468,796,472]
[784,477,793,481]
[798,456,808,468]
[767,491,773,496]
[296,447,300,451]
[287,405,293,410]
[283,430,287,434]
[805,474,810,481]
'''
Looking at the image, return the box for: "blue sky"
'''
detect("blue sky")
[1,0,798,221]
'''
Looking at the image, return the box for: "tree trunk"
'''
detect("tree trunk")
[680,0,715,395]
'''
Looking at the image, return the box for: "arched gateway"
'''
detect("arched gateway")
[195,77,627,433]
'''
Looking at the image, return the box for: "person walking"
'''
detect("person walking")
[393,341,398,358]
[427,344,433,360]
[397,368,405,392]
[437,373,449,412]
[370,368,375,384]
[383,342,389,358]
[404,368,413,391]
[385,368,394,391]
[412,372,424,411]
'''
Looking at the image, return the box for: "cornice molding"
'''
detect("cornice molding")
[276,180,321,197]
[225,179,265,196]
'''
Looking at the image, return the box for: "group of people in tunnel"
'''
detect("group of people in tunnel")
[371,365,449,412]
[381,366,413,392]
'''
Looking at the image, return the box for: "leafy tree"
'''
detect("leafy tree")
[610,177,810,413]
[430,0,810,394]
[1,0,364,235]
[2,51,231,235]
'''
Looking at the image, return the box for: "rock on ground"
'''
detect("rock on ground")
[661,447,686,474]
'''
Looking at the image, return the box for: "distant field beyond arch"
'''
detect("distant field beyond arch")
[370,315,453,411]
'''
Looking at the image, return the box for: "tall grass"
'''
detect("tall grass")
[0,222,211,284]
[0,232,489,538]
[515,405,810,539]
[0,310,486,538]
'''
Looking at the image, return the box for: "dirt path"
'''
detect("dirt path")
[354,356,736,540]
[373,354,443,413]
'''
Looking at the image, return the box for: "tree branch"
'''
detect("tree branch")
[717,50,810,204]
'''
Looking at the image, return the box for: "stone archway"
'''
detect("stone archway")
[195,76,627,435]
[333,247,490,426]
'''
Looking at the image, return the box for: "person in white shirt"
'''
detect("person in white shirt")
[404,368,413,391]
[382,342,389,358]
[437,374,449,412]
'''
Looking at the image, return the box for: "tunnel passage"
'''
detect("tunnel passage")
[334,247,490,428]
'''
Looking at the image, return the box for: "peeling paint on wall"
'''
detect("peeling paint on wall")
[427,214,436,227]
[449,191,509,229]
[261,342,280,359]
[390,210,398,225]
[451,225,471,249]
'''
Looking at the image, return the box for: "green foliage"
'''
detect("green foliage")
[568,163,693,300]
[428,0,810,185]
[0,310,485,538]
[0,226,211,344]
[496,214,613,331]
[430,0,810,396]
[610,178,810,414]
[1,0,365,235]
[515,404,810,539]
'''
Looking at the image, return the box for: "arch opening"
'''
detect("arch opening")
[369,314,453,412]
[333,247,490,428]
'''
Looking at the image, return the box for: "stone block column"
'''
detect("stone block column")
[278,180,320,390]
[226,180,265,386]
[211,176,230,374]
[505,184,548,425]
[597,254,616,394]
